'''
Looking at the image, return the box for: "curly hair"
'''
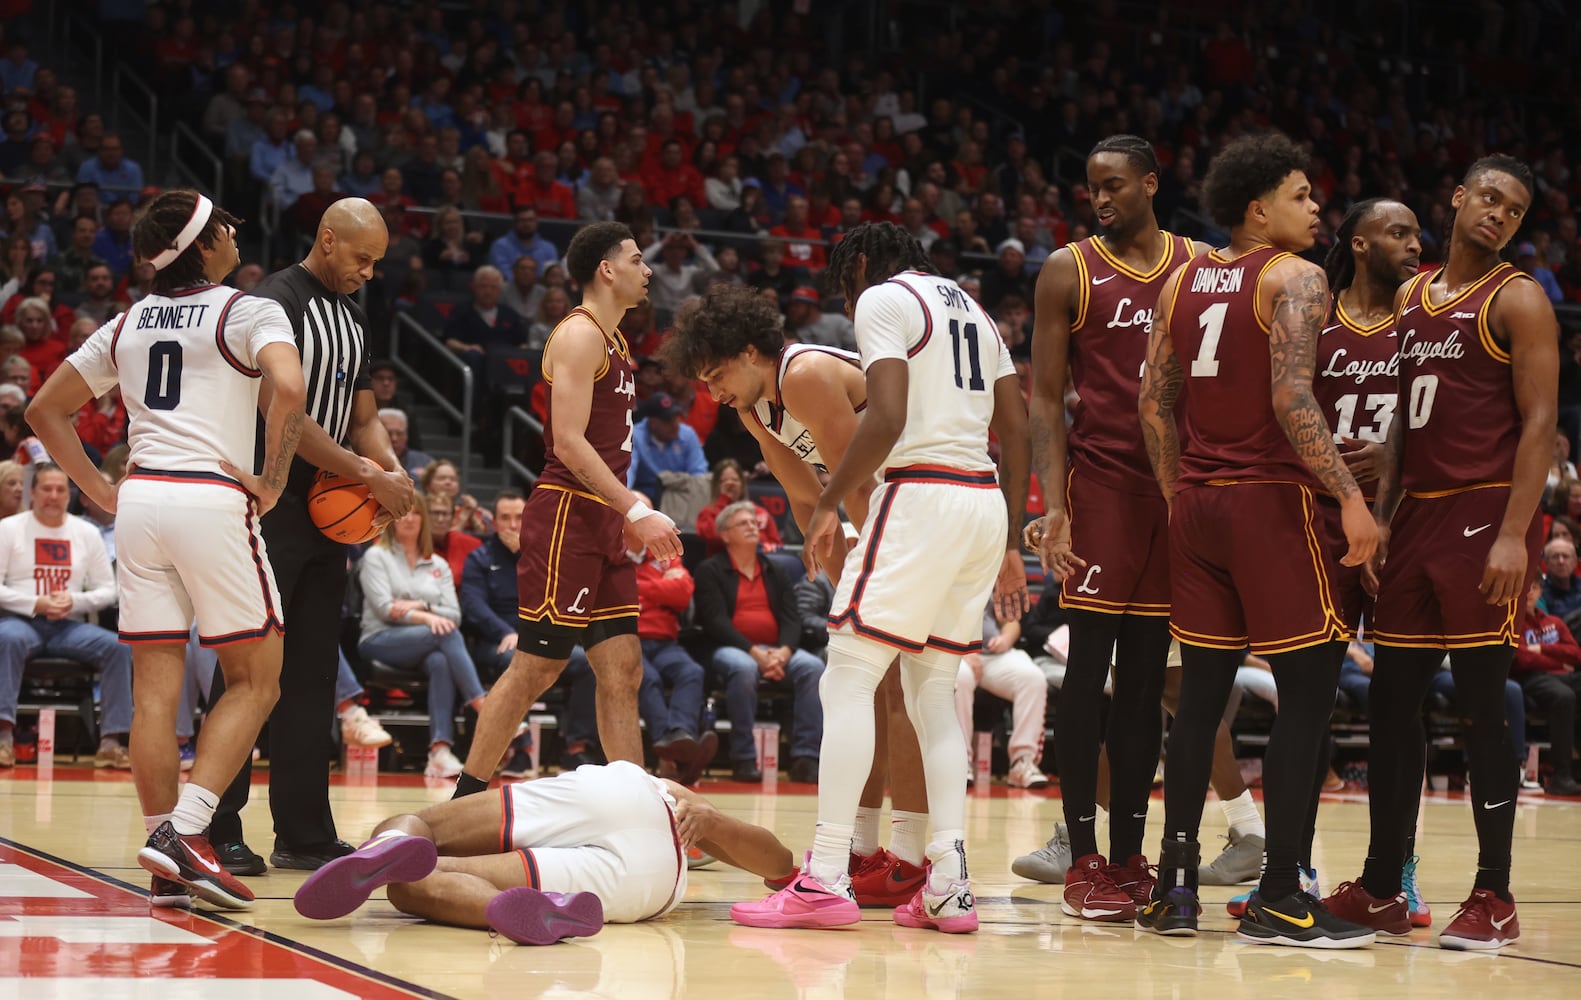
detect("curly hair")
[663,282,785,378]
[824,221,936,306]
[1089,134,1160,177]
[133,189,243,295]
[564,220,634,286]
[1200,132,1311,230]
[1323,198,1390,292]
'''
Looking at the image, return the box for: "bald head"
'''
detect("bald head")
[311,197,388,294]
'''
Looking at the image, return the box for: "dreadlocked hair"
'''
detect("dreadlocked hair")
[1089,134,1160,177]
[1200,131,1310,230]
[824,222,936,306]
[133,189,242,295]
[1323,198,1389,292]
[663,283,786,378]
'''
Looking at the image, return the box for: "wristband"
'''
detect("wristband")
[626,499,657,523]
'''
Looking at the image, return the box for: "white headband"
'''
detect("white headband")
[149,194,215,271]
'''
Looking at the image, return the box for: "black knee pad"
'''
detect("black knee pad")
[516,616,580,660]
[584,614,638,648]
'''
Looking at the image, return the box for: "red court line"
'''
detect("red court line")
[0,838,449,999]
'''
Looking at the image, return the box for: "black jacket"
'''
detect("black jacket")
[693,551,800,651]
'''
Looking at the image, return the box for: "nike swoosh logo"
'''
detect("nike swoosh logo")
[1463,525,1491,537]
[1321,324,1342,334]
[1367,901,1396,914]
[1491,913,1515,930]
[1266,907,1316,929]
[1078,814,1096,823]
[190,850,223,875]
[1091,275,1116,285]
[1132,812,1148,819]
[1483,799,1511,810]
[1401,304,1419,314]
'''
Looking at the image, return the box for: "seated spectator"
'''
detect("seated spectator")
[91,200,134,278]
[769,196,827,272]
[287,163,343,240]
[1513,579,1581,796]
[644,139,706,211]
[443,264,527,393]
[0,464,131,769]
[13,297,65,382]
[0,461,22,518]
[515,151,577,219]
[696,458,783,556]
[74,374,126,457]
[794,569,836,655]
[1549,433,1578,505]
[501,255,546,324]
[74,132,142,204]
[420,458,491,536]
[425,490,482,593]
[0,383,25,415]
[1515,241,1563,304]
[357,494,489,779]
[981,238,1032,311]
[577,156,622,222]
[269,130,319,210]
[627,392,708,510]
[627,496,713,785]
[527,286,570,350]
[6,187,56,262]
[74,264,125,325]
[369,360,424,451]
[489,206,559,277]
[1,235,32,304]
[1543,536,1581,628]
[3,356,32,395]
[783,286,855,350]
[423,205,484,275]
[954,598,1050,788]
[1337,639,1374,712]
[643,231,718,326]
[1429,659,1530,791]
[694,500,824,783]
[380,408,433,479]
[996,295,1031,356]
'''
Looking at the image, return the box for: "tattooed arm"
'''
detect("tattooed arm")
[546,316,682,557]
[1139,264,1187,505]
[1263,257,1376,566]
[223,341,309,516]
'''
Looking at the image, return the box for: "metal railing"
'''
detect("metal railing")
[170,122,223,204]
[58,11,104,111]
[108,65,158,179]
[389,312,473,483]
[502,406,544,487]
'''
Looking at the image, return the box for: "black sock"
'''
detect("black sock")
[1405,832,1417,859]
[453,772,489,799]
[1358,646,1439,898]
[1257,643,1343,902]
[1106,615,1171,862]
[1056,610,1123,860]
[1159,835,1200,894]
[1161,645,1240,867]
[1451,646,1519,903]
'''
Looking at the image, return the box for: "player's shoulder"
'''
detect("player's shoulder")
[1259,250,1324,290]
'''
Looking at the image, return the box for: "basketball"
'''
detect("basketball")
[307,469,382,543]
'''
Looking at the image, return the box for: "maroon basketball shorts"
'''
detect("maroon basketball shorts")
[1169,481,1350,655]
[1314,495,1372,632]
[516,484,638,630]
[1370,484,1542,649]
[1059,468,1171,617]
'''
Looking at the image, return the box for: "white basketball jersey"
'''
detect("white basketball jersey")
[853,271,1013,473]
[748,343,862,468]
[69,284,297,477]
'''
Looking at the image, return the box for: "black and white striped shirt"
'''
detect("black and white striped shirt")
[250,263,372,492]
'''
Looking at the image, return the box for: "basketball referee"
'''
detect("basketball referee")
[209,198,415,873]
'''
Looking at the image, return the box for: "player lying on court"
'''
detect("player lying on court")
[293,761,793,944]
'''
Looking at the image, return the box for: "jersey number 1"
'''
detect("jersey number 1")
[1190,302,1228,377]
[949,319,986,391]
[145,341,183,411]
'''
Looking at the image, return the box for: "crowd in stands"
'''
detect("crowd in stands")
[4,2,1581,784]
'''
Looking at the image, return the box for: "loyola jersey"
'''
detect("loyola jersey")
[537,306,636,492]
[1395,263,1533,493]
[1168,245,1314,488]
[1315,297,1401,500]
[748,343,864,469]
[68,284,295,477]
[854,271,1014,473]
[1066,232,1197,493]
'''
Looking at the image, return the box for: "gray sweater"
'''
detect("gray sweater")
[358,543,461,642]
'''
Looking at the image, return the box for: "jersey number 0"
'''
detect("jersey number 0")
[145,341,183,411]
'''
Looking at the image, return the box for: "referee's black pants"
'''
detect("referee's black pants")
[209,496,346,849]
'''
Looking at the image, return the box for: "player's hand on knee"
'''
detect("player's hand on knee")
[221,460,283,517]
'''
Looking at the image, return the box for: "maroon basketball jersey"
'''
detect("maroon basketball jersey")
[1314,297,1401,500]
[1395,263,1532,493]
[1169,245,1316,488]
[1067,232,1197,493]
[538,306,636,492]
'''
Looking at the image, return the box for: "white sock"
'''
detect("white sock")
[338,703,358,720]
[926,831,967,892]
[890,810,928,866]
[362,829,409,849]
[170,784,220,836]
[1221,790,1265,838]
[810,823,854,887]
[143,813,172,836]
[852,806,881,858]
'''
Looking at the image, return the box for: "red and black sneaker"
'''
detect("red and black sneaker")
[1322,881,1412,936]
[148,876,191,910]
[1105,855,1157,908]
[1438,889,1519,950]
[137,821,255,910]
[1062,854,1136,922]
[850,848,927,908]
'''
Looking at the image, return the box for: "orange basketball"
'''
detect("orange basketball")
[308,469,382,544]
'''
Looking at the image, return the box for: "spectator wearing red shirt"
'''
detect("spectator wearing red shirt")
[630,520,714,785]
[643,139,706,210]
[1514,579,1581,795]
[12,297,65,382]
[769,195,827,272]
[695,458,784,556]
[694,501,825,783]
[513,151,577,218]
[427,491,483,594]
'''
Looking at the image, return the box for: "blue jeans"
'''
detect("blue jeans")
[359,625,486,746]
[1429,669,1526,761]
[560,648,598,746]
[177,629,363,738]
[638,638,705,740]
[1338,662,1372,713]
[0,615,133,735]
[711,645,824,762]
